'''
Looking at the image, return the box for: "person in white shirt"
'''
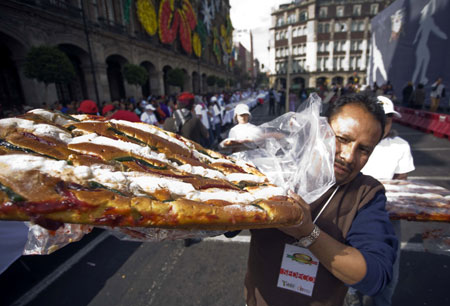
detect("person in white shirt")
[220,103,262,153]
[361,96,415,180]
[194,98,213,147]
[345,95,415,306]
[140,104,159,126]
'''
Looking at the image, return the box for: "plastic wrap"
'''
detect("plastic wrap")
[232,93,336,204]
[422,227,450,256]
[106,227,224,242]
[19,93,335,254]
[23,223,93,255]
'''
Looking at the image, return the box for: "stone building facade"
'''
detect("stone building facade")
[270,0,393,90]
[0,0,234,110]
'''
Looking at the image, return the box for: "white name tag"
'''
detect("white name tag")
[277,243,320,296]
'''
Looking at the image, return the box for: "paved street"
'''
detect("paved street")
[1,98,450,306]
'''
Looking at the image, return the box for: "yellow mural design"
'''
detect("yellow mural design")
[136,0,157,36]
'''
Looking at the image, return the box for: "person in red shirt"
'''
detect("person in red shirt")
[77,100,99,115]
[102,104,141,122]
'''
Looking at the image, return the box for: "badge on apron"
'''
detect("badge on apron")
[277,243,320,296]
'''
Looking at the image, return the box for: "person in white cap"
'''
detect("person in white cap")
[220,103,262,152]
[140,104,159,126]
[345,95,414,306]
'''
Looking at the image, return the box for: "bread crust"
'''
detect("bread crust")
[0,110,304,230]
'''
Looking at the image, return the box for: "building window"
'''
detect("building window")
[370,4,379,15]
[319,7,328,18]
[276,48,280,57]
[336,6,344,17]
[277,16,284,27]
[353,5,361,16]
[334,40,345,52]
[317,57,324,71]
[351,21,364,32]
[299,10,308,22]
[287,12,297,24]
[275,32,280,40]
[318,22,330,33]
[335,22,347,33]
[350,56,357,70]
[351,40,359,51]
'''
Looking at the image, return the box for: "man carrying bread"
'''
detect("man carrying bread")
[245,92,398,306]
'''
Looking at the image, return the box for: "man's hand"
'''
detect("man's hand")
[278,190,314,239]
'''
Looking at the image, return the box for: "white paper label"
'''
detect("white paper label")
[277,243,319,297]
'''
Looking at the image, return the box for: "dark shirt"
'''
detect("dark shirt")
[346,191,398,295]
[163,115,209,144]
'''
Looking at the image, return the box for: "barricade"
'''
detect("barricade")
[429,114,445,137]
[444,116,450,140]
[393,106,450,140]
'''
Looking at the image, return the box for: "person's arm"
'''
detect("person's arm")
[393,173,407,180]
[280,191,397,294]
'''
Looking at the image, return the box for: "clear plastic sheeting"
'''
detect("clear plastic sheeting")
[23,223,93,255]
[19,93,335,254]
[422,227,450,256]
[106,227,224,242]
[232,93,336,204]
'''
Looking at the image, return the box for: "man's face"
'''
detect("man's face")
[237,113,250,124]
[329,104,382,185]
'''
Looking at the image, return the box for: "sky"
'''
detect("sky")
[229,0,288,73]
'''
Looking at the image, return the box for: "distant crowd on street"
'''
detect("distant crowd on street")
[0,89,265,150]
[316,77,448,114]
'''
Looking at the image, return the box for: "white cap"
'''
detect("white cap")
[210,96,217,102]
[234,104,250,116]
[377,96,401,118]
[145,104,156,111]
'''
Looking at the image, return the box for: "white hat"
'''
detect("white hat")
[145,104,156,111]
[234,104,250,116]
[210,96,217,102]
[377,96,401,118]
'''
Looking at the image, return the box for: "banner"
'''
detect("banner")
[367,0,449,103]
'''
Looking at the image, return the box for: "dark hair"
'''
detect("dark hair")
[325,92,385,141]
[417,83,424,89]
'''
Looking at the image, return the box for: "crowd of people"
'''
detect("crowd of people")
[0,89,264,150]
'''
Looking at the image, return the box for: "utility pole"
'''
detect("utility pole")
[285,25,292,113]
[81,0,100,104]
[250,30,255,88]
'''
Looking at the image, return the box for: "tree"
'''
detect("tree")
[24,45,75,102]
[255,72,269,88]
[123,63,149,92]
[206,75,216,87]
[216,78,226,88]
[166,68,186,91]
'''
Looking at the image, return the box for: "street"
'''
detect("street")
[1,99,450,306]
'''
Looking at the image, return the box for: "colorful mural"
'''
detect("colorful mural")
[135,0,233,65]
